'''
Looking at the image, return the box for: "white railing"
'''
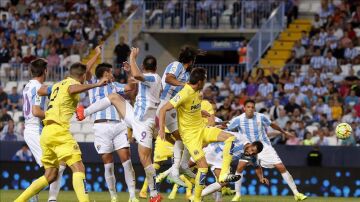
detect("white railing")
[142,0,282,30]
[246,2,285,71]
[194,64,246,81]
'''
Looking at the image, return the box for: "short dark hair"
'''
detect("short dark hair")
[252,141,263,153]
[69,62,87,78]
[95,63,112,78]
[189,67,206,84]
[30,58,47,77]
[178,45,198,64]
[143,55,157,71]
[244,99,255,106]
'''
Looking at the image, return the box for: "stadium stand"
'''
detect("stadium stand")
[0,0,360,147]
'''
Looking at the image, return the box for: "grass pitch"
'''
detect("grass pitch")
[0,190,358,202]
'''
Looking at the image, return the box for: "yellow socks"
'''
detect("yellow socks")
[180,175,193,199]
[140,178,148,194]
[73,172,90,202]
[220,136,236,177]
[14,176,49,202]
[194,167,208,202]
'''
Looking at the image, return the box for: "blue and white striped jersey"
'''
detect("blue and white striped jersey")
[88,77,126,121]
[134,73,162,121]
[227,112,272,145]
[22,80,46,134]
[160,61,189,101]
[206,139,259,166]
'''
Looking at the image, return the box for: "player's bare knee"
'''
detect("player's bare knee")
[117,149,131,163]
[45,168,58,183]
[70,161,85,173]
[101,153,114,164]
[275,163,287,173]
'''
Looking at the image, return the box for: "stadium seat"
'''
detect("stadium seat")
[292,19,312,25]
[13,111,23,122]
[74,133,86,142]
[288,24,311,32]
[0,63,10,78]
[340,65,351,76]
[70,123,82,134]
[17,81,28,93]
[265,50,292,60]
[279,32,302,41]
[260,59,286,68]
[272,41,295,51]
[4,81,17,93]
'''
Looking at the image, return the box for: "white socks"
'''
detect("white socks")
[144,165,158,197]
[201,182,222,196]
[48,165,66,201]
[104,163,117,198]
[180,147,191,169]
[234,172,243,196]
[84,97,111,117]
[122,160,136,199]
[281,171,299,195]
[171,140,184,176]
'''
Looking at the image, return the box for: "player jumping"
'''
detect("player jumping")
[76,48,163,202]
[228,99,307,201]
[85,46,138,202]
[15,62,109,202]
[158,67,240,202]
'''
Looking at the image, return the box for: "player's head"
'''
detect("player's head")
[178,45,198,70]
[142,55,157,72]
[95,63,114,81]
[189,67,206,90]
[30,58,48,80]
[244,141,263,156]
[69,62,87,83]
[244,99,256,117]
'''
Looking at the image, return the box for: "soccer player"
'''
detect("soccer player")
[22,58,65,202]
[76,48,163,202]
[15,63,109,202]
[86,59,138,202]
[227,99,308,201]
[158,46,200,186]
[158,67,240,202]
[192,139,267,201]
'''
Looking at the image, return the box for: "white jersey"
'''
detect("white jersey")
[160,61,189,101]
[88,76,125,121]
[227,112,272,145]
[134,73,162,121]
[22,80,46,134]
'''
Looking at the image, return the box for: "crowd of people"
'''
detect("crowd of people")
[0,0,129,81]
[202,0,360,146]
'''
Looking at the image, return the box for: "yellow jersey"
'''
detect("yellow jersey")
[43,77,80,128]
[169,84,204,135]
[201,100,214,125]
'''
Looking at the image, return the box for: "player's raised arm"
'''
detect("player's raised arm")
[270,121,294,138]
[121,61,137,92]
[129,47,144,81]
[85,45,102,81]
[255,166,269,185]
[37,85,52,96]
[68,77,108,95]
[165,73,185,86]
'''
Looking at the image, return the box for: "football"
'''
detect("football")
[335,123,352,139]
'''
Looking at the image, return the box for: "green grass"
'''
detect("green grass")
[1,190,358,202]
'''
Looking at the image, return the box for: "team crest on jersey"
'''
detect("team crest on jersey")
[96,145,101,151]
[194,150,199,155]
[73,145,79,150]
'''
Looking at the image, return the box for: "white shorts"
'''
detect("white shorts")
[157,100,178,133]
[23,127,43,166]
[256,145,282,168]
[125,102,155,149]
[93,121,129,154]
[204,146,222,171]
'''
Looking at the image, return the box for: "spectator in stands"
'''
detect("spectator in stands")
[226,66,238,84]
[344,90,359,106]
[7,87,22,111]
[230,0,241,28]
[285,96,301,115]
[0,40,11,64]
[47,46,61,76]
[0,120,20,141]
[12,144,33,162]
[245,76,258,97]
[219,77,231,101]
[208,77,220,97]
[323,51,338,72]
[310,48,324,70]
[113,66,127,83]
[0,87,7,109]
[258,77,273,98]
[22,47,36,64]
[231,76,246,96]
[114,36,130,67]
[293,40,306,59]
[344,42,359,63]
[216,97,232,121]
[73,32,87,57]
[270,99,284,121]
[300,30,310,48]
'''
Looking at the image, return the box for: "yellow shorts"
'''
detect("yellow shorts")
[181,126,222,162]
[153,136,174,163]
[40,124,82,169]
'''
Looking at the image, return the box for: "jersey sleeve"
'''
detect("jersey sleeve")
[260,114,271,127]
[227,117,240,131]
[166,63,182,78]
[169,89,187,109]
[113,82,126,94]
[33,87,42,106]
[201,100,214,115]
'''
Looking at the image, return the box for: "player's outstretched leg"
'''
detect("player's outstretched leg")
[116,149,138,202]
[15,168,58,202]
[216,132,238,183]
[231,171,244,202]
[192,157,209,202]
[275,163,307,201]
[69,161,90,202]
[140,163,161,198]
[48,164,66,201]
